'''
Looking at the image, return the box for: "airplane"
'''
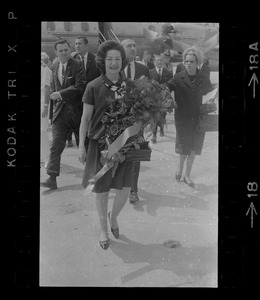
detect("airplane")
[41,22,219,71]
[143,22,219,71]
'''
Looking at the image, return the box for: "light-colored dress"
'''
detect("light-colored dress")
[41,64,52,163]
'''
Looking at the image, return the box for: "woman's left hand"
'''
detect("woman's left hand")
[41,106,49,118]
[78,147,86,164]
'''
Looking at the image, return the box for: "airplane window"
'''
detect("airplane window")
[46,22,55,31]
[81,22,89,32]
[64,22,73,31]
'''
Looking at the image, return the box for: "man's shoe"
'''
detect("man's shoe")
[159,129,164,136]
[151,136,156,144]
[129,192,139,204]
[41,177,57,190]
[67,140,73,147]
[183,176,195,188]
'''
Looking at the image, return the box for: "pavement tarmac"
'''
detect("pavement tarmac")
[40,113,218,287]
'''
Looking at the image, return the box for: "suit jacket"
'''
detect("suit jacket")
[121,61,150,81]
[147,61,155,70]
[134,61,150,79]
[51,57,87,123]
[166,69,212,120]
[72,52,101,84]
[149,67,173,84]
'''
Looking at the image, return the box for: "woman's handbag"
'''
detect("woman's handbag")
[199,90,218,132]
[125,141,152,161]
[198,113,218,132]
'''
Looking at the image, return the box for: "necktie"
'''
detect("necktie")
[81,56,85,70]
[61,64,66,84]
[127,62,131,79]
[158,68,162,80]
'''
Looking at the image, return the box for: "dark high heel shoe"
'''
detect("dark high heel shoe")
[175,172,182,181]
[99,240,110,250]
[99,231,109,250]
[183,176,195,188]
[108,211,119,239]
[175,168,182,181]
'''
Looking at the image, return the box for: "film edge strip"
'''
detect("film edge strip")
[6,14,259,287]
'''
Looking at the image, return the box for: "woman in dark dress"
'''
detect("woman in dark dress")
[166,46,212,187]
[78,41,135,250]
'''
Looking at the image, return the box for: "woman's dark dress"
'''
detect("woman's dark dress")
[81,74,134,193]
[166,67,212,155]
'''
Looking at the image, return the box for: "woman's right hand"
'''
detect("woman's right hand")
[78,147,86,164]
[41,105,49,118]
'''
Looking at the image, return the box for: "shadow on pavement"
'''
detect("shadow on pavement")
[110,235,217,286]
[192,183,218,196]
[57,184,84,192]
[41,183,83,195]
[134,188,211,215]
[60,163,84,179]
[139,165,150,173]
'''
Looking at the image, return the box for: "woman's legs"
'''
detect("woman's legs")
[184,150,196,185]
[176,154,187,180]
[41,115,50,164]
[110,187,131,229]
[41,130,50,164]
[95,192,109,242]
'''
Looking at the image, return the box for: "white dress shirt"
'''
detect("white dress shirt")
[58,61,68,85]
[124,60,135,80]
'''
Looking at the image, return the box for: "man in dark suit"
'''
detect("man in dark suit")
[41,39,87,189]
[72,36,101,85]
[149,53,173,143]
[141,49,155,70]
[121,39,150,80]
[66,36,101,147]
[121,39,150,204]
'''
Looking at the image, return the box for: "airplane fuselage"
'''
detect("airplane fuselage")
[41,22,162,60]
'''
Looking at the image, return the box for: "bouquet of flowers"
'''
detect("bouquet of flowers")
[84,77,176,194]
[101,76,176,155]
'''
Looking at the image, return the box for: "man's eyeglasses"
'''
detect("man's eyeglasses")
[185,60,194,63]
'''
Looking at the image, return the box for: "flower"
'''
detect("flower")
[101,77,176,148]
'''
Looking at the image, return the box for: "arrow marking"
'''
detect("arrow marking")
[246,202,257,228]
[248,73,259,99]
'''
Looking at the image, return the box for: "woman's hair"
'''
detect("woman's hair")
[182,46,204,66]
[41,52,50,64]
[95,40,127,73]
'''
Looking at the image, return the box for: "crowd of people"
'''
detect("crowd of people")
[41,36,212,250]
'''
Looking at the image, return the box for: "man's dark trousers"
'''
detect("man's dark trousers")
[131,162,140,193]
[47,108,80,177]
